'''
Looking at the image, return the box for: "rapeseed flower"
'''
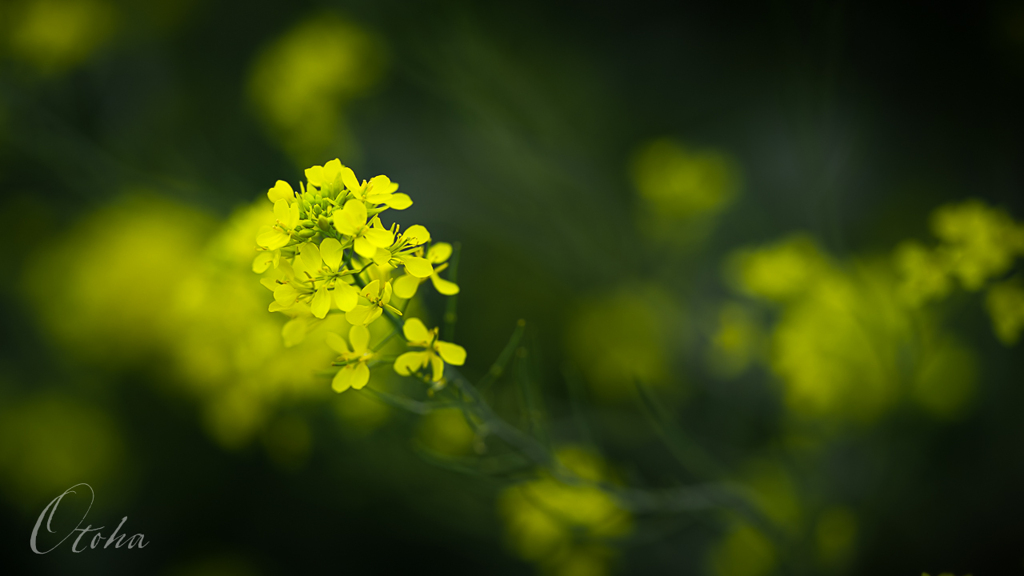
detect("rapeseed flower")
[253,159,466,394]
[326,325,374,392]
[393,242,459,299]
[394,318,466,382]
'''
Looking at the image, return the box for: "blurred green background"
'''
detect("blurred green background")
[1,0,1023,574]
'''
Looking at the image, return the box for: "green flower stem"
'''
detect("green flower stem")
[634,379,724,482]
[477,319,526,391]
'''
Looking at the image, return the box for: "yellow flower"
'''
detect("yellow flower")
[325,325,374,392]
[393,242,460,299]
[304,158,354,194]
[251,249,281,274]
[394,318,466,382]
[256,200,300,250]
[349,173,412,210]
[985,280,1024,345]
[345,279,400,326]
[292,240,359,318]
[333,199,395,259]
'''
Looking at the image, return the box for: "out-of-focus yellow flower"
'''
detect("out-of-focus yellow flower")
[247,14,387,164]
[730,232,980,424]
[4,0,117,74]
[985,280,1024,345]
[707,523,776,576]
[894,241,952,306]
[415,407,478,456]
[394,318,466,382]
[930,200,1024,290]
[0,394,124,507]
[499,447,631,574]
[708,302,763,378]
[22,193,215,365]
[631,138,740,219]
[815,507,857,569]
[768,265,910,421]
[565,285,675,399]
[911,337,977,420]
[744,459,802,534]
[21,193,366,451]
[728,235,831,302]
[325,324,374,392]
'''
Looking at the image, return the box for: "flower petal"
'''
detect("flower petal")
[368,175,397,195]
[349,324,370,352]
[323,158,343,186]
[320,238,343,270]
[252,252,275,273]
[304,165,324,187]
[273,199,291,221]
[430,274,460,296]
[333,212,359,236]
[394,351,429,376]
[403,318,431,344]
[341,166,360,192]
[403,256,433,279]
[364,226,394,248]
[332,366,354,393]
[430,354,444,382]
[268,180,294,203]
[333,282,358,311]
[372,247,392,266]
[393,274,420,299]
[345,305,372,326]
[354,235,378,259]
[401,225,430,246]
[383,193,412,210]
[342,199,368,227]
[436,341,466,365]
[310,286,331,318]
[257,229,289,250]
[427,242,452,263]
[325,332,350,355]
[350,363,371,390]
[295,242,321,275]
[273,283,300,305]
[365,307,383,325]
[361,279,380,300]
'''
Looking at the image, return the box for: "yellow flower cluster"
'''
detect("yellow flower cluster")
[724,235,977,423]
[499,447,631,576]
[894,200,1024,344]
[254,159,465,392]
[247,14,386,165]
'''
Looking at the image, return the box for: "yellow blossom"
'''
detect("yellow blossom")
[393,242,459,299]
[325,325,374,392]
[256,200,300,250]
[333,199,395,259]
[393,318,466,382]
[345,279,400,326]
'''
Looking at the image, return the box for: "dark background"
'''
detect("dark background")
[1,1,1022,574]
